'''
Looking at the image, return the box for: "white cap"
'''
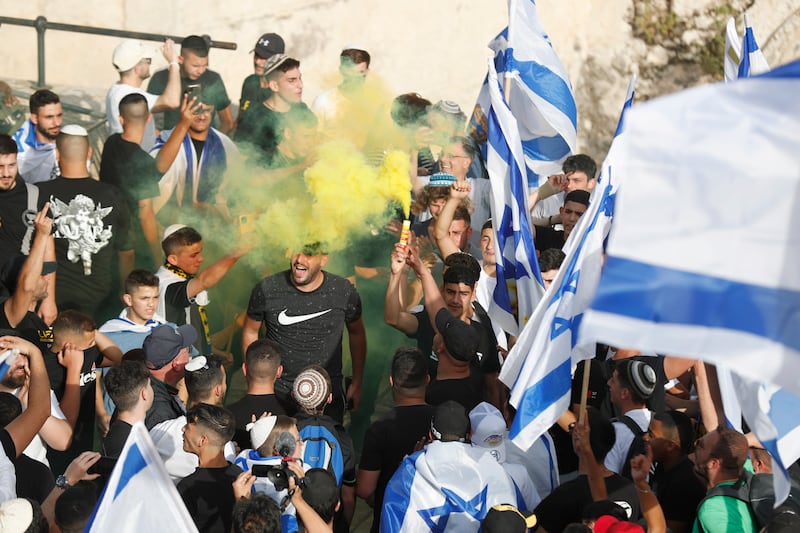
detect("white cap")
[469,402,507,463]
[112,39,153,72]
[247,415,277,450]
[162,224,187,242]
[60,124,88,136]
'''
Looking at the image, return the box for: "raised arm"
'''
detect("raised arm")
[187,245,248,299]
[154,94,202,173]
[6,204,51,327]
[150,39,182,113]
[433,182,470,260]
[384,243,419,335]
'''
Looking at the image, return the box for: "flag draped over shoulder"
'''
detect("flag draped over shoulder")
[86,422,199,533]
[732,374,800,507]
[485,59,544,335]
[380,442,519,533]
[580,60,800,395]
[499,76,635,451]
[470,0,577,188]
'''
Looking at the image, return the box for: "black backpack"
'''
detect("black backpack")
[613,415,648,481]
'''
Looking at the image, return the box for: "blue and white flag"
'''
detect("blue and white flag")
[733,375,800,507]
[470,0,577,188]
[86,422,198,533]
[485,58,544,334]
[724,14,770,82]
[499,76,635,451]
[580,60,800,395]
[380,442,519,532]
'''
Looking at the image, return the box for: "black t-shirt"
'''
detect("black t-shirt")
[534,224,565,252]
[425,376,483,412]
[147,68,231,130]
[0,426,54,504]
[238,74,272,122]
[246,271,362,390]
[177,462,242,533]
[102,418,132,458]
[226,393,285,449]
[651,456,707,526]
[161,278,210,355]
[37,177,131,316]
[0,305,52,352]
[535,473,641,533]
[0,177,35,260]
[145,377,185,429]
[99,134,160,267]
[359,403,436,533]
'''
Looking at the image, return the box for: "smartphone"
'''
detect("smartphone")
[88,456,117,477]
[185,83,202,103]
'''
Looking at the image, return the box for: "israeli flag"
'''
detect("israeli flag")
[86,422,198,533]
[0,349,19,381]
[732,375,800,508]
[499,76,635,451]
[724,14,770,82]
[470,0,577,188]
[580,60,800,394]
[380,442,519,532]
[485,58,544,334]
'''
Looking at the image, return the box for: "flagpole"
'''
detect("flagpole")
[578,361,591,425]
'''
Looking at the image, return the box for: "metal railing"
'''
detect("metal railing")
[0,16,237,88]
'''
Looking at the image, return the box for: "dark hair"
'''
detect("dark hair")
[180,35,209,57]
[52,310,96,340]
[29,89,60,114]
[562,154,597,180]
[260,415,297,457]
[302,468,339,523]
[0,133,18,156]
[340,48,371,67]
[245,339,282,381]
[452,205,471,226]
[538,248,566,272]
[654,410,694,455]
[481,219,493,232]
[710,425,749,474]
[232,493,281,533]
[391,93,430,127]
[186,403,236,445]
[0,392,22,426]
[443,265,477,288]
[118,92,149,120]
[585,406,616,461]
[124,269,159,295]
[56,481,98,532]
[267,58,300,81]
[391,347,428,390]
[185,355,225,404]
[564,189,590,207]
[104,360,150,412]
[443,252,481,281]
[162,226,202,256]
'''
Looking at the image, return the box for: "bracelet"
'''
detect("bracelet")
[169,61,179,67]
[637,486,651,494]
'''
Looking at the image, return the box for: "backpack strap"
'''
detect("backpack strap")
[612,415,646,479]
[20,182,39,255]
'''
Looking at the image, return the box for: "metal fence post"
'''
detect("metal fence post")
[35,16,47,88]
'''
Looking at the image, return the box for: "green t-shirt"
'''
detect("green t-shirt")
[692,481,757,533]
[147,68,231,129]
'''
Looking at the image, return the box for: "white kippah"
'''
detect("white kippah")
[0,499,34,533]
[61,124,89,136]
[162,224,187,242]
[247,415,277,450]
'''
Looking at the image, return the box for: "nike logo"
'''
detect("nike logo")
[277,308,332,326]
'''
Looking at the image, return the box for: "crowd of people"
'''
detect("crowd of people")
[0,28,797,533]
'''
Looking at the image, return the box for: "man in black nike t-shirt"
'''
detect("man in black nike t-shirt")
[241,243,366,423]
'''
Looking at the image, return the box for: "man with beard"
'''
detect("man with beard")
[690,426,757,533]
[151,93,239,226]
[241,243,366,423]
[106,38,182,151]
[12,90,63,184]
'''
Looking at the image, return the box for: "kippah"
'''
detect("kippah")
[432,100,463,116]
[162,224,187,241]
[247,415,277,450]
[627,360,657,400]
[61,124,88,136]
[0,498,34,532]
[293,367,329,411]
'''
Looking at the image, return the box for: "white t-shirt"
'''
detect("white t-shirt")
[105,83,159,151]
[604,407,652,474]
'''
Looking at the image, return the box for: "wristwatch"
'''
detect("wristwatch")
[55,474,71,489]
